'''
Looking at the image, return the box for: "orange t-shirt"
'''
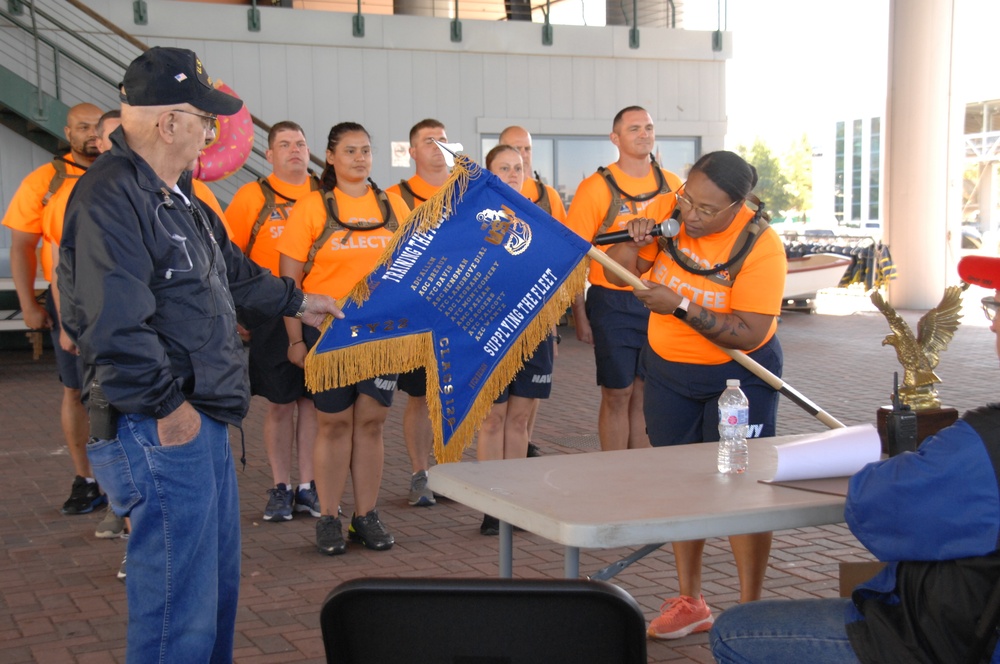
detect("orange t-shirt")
[3,156,87,282]
[46,178,230,249]
[386,174,441,209]
[565,163,682,290]
[41,181,73,247]
[192,180,233,240]
[277,187,410,297]
[226,175,317,274]
[520,178,567,223]
[638,200,787,365]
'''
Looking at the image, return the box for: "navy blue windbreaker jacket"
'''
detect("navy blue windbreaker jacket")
[58,128,303,426]
[845,405,1000,664]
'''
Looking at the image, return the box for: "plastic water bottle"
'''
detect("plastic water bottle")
[717,379,749,474]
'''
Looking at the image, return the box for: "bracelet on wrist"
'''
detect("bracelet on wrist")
[289,339,304,347]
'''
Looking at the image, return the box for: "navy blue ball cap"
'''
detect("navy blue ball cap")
[119,47,243,116]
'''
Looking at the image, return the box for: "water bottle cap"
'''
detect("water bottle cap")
[726,379,740,387]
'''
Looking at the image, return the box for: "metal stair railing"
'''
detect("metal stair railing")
[0,0,325,203]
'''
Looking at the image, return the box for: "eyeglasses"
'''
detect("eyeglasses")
[676,184,741,221]
[171,109,218,132]
[982,296,999,322]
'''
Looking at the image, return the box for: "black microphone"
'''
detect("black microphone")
[593,209,681,245]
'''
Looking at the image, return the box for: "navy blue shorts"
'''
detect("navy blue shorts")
[585,285,649,389]
[248,316,308,405]
[640,336,783,447]
[495,335,555,403]
[46,291,83,390]
[303,325,396,414]
[397,368,427,397]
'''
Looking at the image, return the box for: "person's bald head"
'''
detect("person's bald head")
[65,103,102,164]
[498,126,533,174]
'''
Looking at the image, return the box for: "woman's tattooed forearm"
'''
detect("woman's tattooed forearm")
[687,310,748,342]
[687,309,717,334]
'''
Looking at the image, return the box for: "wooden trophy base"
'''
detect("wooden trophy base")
[875,406,959,455]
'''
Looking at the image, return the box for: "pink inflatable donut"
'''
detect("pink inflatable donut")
[192,81,254,182]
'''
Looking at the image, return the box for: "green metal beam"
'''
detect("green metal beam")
[0,64,70,154]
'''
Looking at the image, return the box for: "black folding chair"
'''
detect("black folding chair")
[320,577,647,664]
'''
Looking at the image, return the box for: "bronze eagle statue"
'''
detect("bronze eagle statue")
[870,286,965,410]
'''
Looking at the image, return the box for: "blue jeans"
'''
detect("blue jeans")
[87,412,240,664]
[710,598,861,664]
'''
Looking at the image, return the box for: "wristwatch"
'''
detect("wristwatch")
[673,296,691,320]
[294,293,309,319]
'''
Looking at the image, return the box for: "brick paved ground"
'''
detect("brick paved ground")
[0,283,995,663]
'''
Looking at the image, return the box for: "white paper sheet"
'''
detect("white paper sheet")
[770,424,881,481]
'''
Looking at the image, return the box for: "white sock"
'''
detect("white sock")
[298,482,311,492]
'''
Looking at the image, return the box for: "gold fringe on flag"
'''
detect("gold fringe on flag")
[304,153,588,464]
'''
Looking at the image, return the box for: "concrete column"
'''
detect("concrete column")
[884,0,957,308]
[979,163,993,232]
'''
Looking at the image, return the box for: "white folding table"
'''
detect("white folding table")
[428,435,848,578]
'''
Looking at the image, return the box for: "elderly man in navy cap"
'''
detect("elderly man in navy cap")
[709,256,1000,664]
[58,47,342,663]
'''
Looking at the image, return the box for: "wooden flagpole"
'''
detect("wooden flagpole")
[588,247,845,430]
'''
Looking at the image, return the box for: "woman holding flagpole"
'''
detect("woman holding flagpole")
[475,144,558,536]
[277,122,411,556]
[605,151,786,639]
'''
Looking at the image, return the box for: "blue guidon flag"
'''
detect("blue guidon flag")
[305,154,590,462]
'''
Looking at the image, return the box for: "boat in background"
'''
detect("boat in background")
[783,253,853,310]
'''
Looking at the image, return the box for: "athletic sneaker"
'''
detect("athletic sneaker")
[117,553,127,582]
[94,508,126,539]
[408,470,436,507]
[263,484,293,522]
[480,514,500,536]
[316,515,346,556]
[348,509,395,550]
[527,442,543,458]
[294,481,321,517]
[646,594,715,640]
[61,476,107,515]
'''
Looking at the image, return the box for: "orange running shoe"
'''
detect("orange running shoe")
[647,594,714,639]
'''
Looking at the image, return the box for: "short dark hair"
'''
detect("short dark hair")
[268,121,306,148]
[691,150,759,204]
[409,118,445,146]
[96,109,121,135]
[612,106,648,132]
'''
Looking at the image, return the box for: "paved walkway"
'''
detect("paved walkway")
[0,283,995,663]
